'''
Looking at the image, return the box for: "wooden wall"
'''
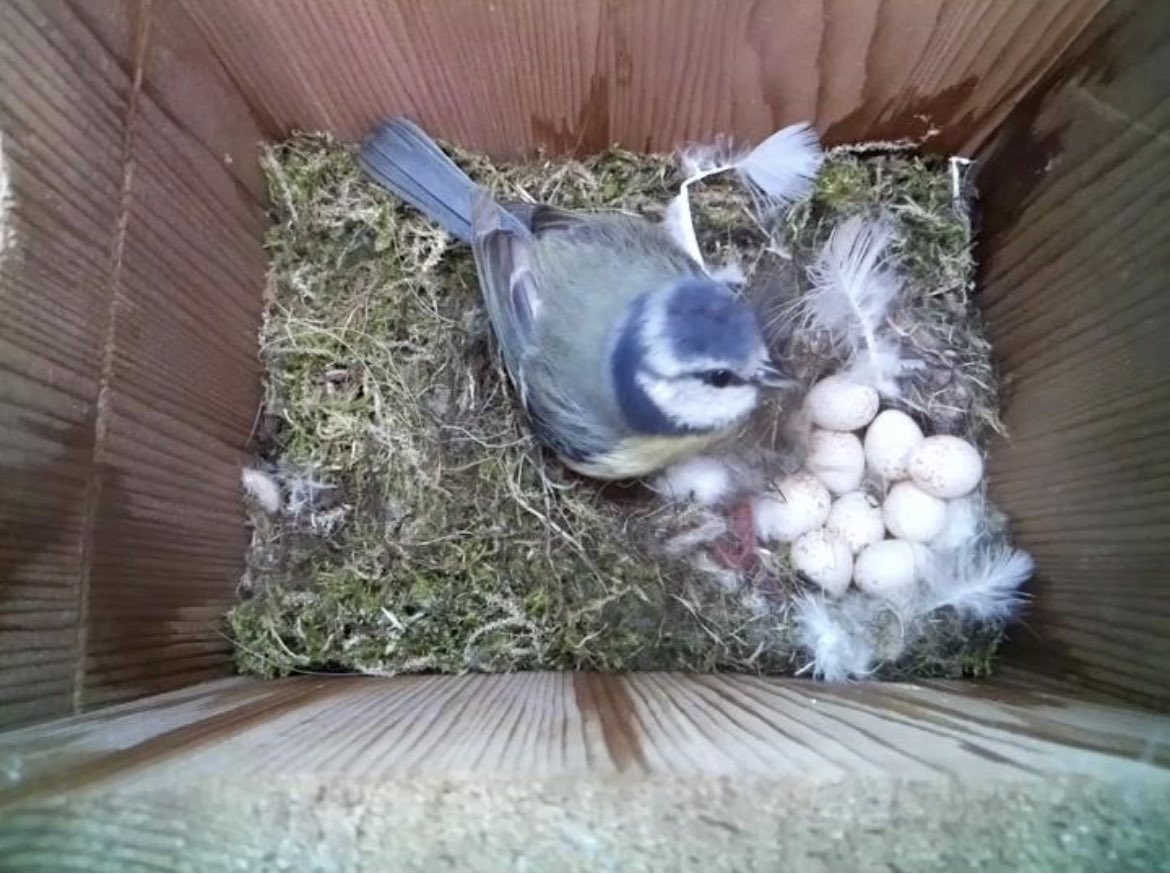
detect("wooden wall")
[978,0,1170,710]
[177,0,1106,155]
[0,0,267,726]
[5,0,1167,729]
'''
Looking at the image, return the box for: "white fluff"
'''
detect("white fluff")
[921,544,1034,622]
[241,467,281,514]
[679,123,824,211]
[282,469,336,516]
[805,216,919,397]
[668,123,823,272]
[689,552,743,593]
[793,593,876,682]
[806,216,899,335]
[652,456,736,506]
[839,333,919,399]
[930,494,985,551]
[708,257,747,286]
[663,514,729,557]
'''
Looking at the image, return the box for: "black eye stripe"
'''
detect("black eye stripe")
[703,369,744,388]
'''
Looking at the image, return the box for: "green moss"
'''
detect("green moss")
[230,134,1003,681]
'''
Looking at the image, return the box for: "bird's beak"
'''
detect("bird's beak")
[754,359,790,388]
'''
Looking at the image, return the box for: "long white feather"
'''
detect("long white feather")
[920,544,1034,622]
[663,190,705,267]
[805,216,898,341]
[793,593,876,682]
[667,123,824,272]
[677,123,824,210]
[736,123,825,212]
[805,215,918,397]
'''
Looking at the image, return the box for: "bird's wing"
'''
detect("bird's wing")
[471,195,625,464]
[470,192,541,385]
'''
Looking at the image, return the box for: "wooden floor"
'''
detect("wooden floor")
[1,673,1167,870]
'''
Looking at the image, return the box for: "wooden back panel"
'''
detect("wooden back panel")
[178,0,1105,154]
[977,0,1170,710]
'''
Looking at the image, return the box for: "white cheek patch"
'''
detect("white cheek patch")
[639,293,684,376]
[638,373,759,432]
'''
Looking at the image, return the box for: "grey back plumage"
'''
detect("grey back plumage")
[359,118,710,465]
[520,212,705,458]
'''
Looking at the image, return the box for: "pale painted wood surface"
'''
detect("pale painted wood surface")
[3,674,1167,790]
[0,674,1167,869]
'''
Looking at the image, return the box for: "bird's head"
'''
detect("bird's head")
[611,278,787,435]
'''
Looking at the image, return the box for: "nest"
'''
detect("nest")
[230,133,1006,680]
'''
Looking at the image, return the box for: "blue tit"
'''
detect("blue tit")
[360,117,787,480]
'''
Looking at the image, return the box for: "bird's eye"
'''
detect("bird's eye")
[704,369,739,388]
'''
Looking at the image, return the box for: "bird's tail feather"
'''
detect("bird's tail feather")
[359,117,478,243]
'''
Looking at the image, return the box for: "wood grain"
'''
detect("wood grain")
[0,0,131,728]
[0,0,267,726]
[0,675,1167,869]
[177,0,1106,156]
[976,0,1170,710]
[2,0,1165,732]
[5,672,1162,793]
[66,0,267,201]
[81,60,268,711]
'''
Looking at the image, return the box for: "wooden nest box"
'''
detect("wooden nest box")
[1,0,1167,868]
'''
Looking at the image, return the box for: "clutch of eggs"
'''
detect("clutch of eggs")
[755,374,987,599]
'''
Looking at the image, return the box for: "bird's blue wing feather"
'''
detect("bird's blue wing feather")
[359,118,480,243]
[470,192,541,385]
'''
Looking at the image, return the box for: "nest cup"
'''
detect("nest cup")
[1,2,1168,869]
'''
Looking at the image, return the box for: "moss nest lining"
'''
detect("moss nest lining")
[230,133,1005,680]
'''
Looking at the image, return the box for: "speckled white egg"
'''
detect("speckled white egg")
[883,481,947,542]
[863,410,924,480]
[752,472,832,544]
[909,435,985,499]
[791,529,854,597]
[805,429,865,495]
[826,491,885,554]
[854,539,923,602]
[805,376,880,431]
